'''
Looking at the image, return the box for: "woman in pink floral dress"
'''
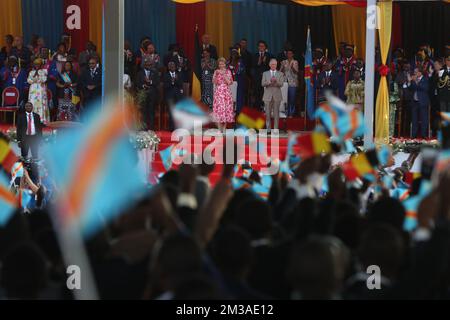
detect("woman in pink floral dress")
[213,57,234,132]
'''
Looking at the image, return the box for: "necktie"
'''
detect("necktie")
[27,113,32,135]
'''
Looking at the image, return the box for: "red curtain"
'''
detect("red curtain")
[344,1,367,7]
[175,2,206,66]
[63,0,90,54]
[391,2,402,50]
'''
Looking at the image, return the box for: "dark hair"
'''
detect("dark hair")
[358,223,405,279]
[1,242,49,299]
[6,34,14,42]
[258,40,267,47]
[240,38,248,42]
[212,226,253,277]
[235,198,272,240]
[57,42,67,50]
[202,47,211,54]
[287,237,339,299]
[367,197,406,232]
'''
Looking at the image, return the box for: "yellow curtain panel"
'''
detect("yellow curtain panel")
[0,0,23,47]
[332,4,366,58]
[375,1,393,144]
[89,0,103,58]
[206,1,233,59]
[292,0,346,6]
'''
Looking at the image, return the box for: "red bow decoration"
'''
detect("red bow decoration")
[378,64,390,77]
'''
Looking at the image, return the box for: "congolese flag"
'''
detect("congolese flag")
[0,137,18,173]
[0,171,18,225]
[237,107,266,130]
[305,26,315,120]
[43,103,145,238]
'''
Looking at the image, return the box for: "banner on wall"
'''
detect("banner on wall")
[63,0,90,55]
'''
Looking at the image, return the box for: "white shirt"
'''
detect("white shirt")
[170,71,176,78]
[26,112,36,136]
[270,70,276,77]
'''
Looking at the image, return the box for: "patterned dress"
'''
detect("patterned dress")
[212,69,234,123]
[27,68,50,124]
[201,58,216,109]
[56,72,80,122]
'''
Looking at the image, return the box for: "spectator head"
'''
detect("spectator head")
[5,34,14,45]
[257,40,267,53]
[64,61,73,73]
[61,33,71,45]
[367,197,405,232]
[146,42,156,54]
[353,69,361,81]
[25,102,34,113]
[230,48,239,60]
[37,37,45,48]
[446,56,450,68]
[1,242,49,299]
[88,57,98,70]
[358,223,405,280]
[202,47,211,59]
[221,188,255,225]
[283,41,293,51]
[239,38,248,50]
[324,61,333,71]
[286,49,295,60]
[30,34,39,47]
[167,60,176,72]
[344,45,354,58]
[151,234,203,292]
[33,58,43,69]
[202,34,211,45]
[414,67,424,78]
[402,62,411,72]
[57,42,67,54]
[7,56,18,68]
[86,41,96,52]
[13,36,23,48]
[218,57,227,70]
[314,47,324,60]
[140,36,151,48]
[213,226,253,279]
[339,42,347,55]
[269,59,278,70]
[287,236,349,300]
[235,198,272,241]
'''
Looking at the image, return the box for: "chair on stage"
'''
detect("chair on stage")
[1,86,20,126]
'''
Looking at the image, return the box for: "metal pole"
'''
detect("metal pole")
[104,0,124,102]
[364,0,377,148]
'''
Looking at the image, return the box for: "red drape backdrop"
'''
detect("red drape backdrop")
[63,0,90,54]
[175,2,206,66]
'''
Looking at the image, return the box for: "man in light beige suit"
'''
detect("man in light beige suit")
[262,59,285,132]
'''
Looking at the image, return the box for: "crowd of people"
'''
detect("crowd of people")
[3,133,450,300]
[1,33,449,138]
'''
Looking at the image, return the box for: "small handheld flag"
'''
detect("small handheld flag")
[237,107,266,130]
[296,132,332,159]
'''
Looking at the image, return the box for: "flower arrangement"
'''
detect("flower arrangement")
[390,137,439,153]
[129,130,160,151]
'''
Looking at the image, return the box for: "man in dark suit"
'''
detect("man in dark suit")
[80,57,102,111]
[317,61,339,104]
[252,40,272,110]
[396,62,414,137]
[137,58,160,130]
[201,34,218,60]
[16,102,43,159]
[163,61,183,130]
[407,67,430,138]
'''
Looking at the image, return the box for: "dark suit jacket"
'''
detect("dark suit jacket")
[252,52,272,79]
[16,112,43,142]
[80,66,102,100]
[136,69,160,93]
[396,71,414,101]
[317,70,339,99]
[163,71,183,103]
[409,76,430,106]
